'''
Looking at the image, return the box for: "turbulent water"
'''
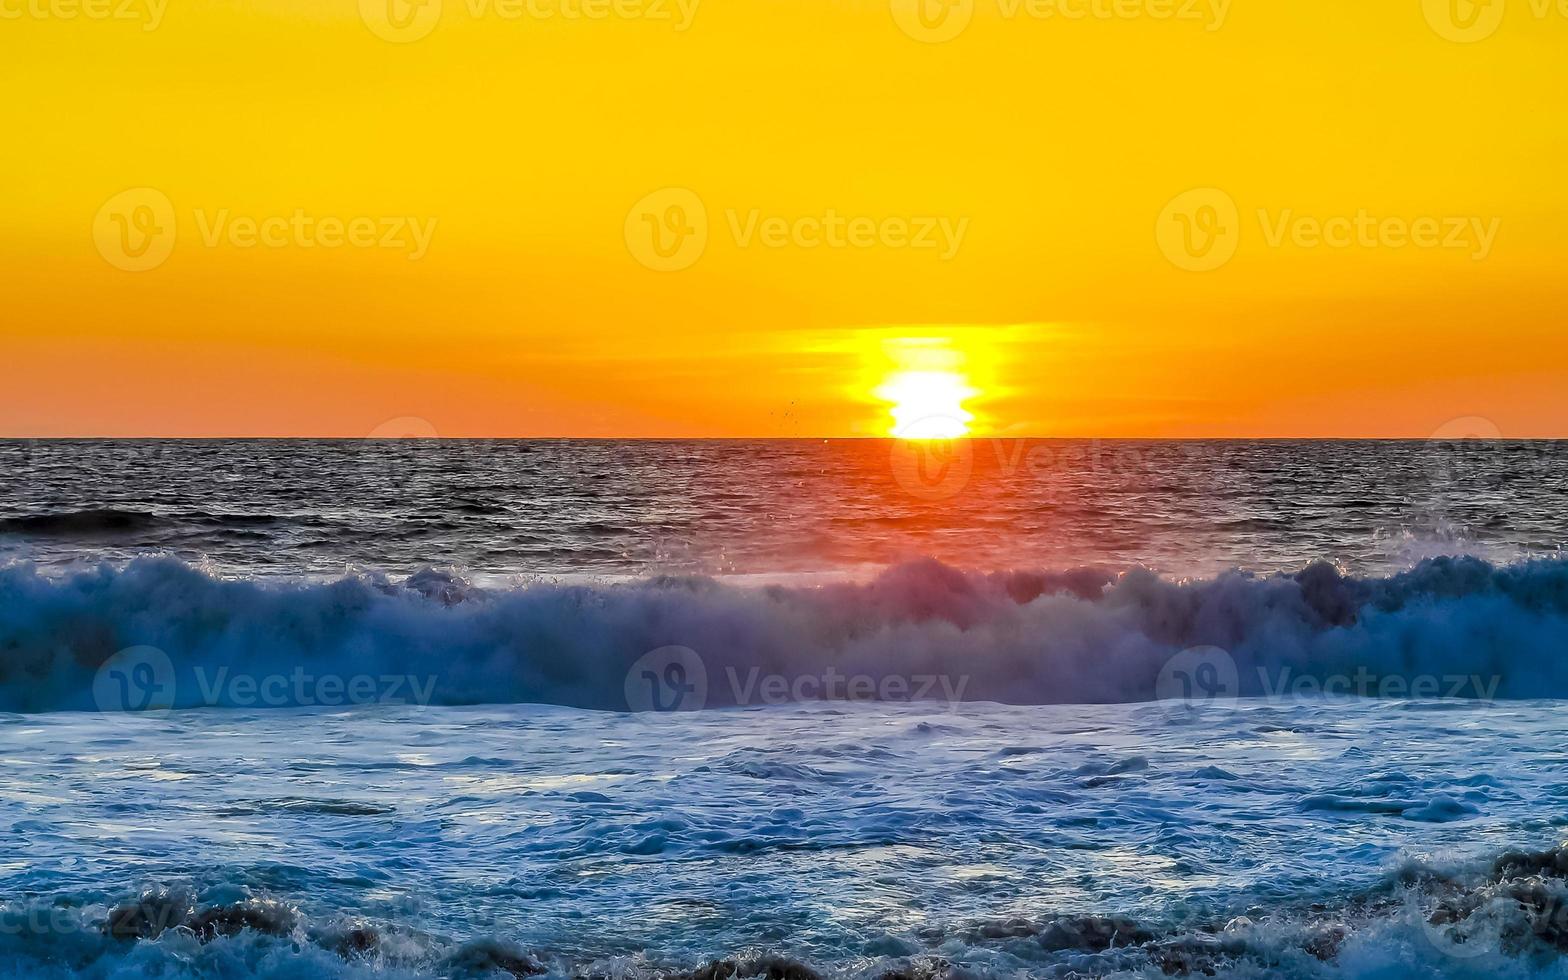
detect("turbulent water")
[3,439,1568,978]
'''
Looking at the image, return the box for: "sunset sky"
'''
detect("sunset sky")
[2,0,1565,437]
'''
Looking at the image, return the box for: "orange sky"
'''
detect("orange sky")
[2,0,1565,437]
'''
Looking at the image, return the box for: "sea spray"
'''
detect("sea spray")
[2,553,1566,712]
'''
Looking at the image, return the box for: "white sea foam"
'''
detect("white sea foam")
[2,698,1568,978]
[0,554,1566,712]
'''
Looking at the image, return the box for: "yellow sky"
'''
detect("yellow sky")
[2,0,1565,437]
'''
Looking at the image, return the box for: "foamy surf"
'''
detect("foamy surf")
[4,443,1568,977]
[2,699,1567,978]
[1,553,1567,712]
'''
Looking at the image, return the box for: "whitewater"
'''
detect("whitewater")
[3,552,1568,712]
[6,699,1568,978]
[3,438,1568,977]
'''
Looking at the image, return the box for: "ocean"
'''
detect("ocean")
[2,438,1568,979]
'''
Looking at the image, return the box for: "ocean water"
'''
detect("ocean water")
[1,438,1563,579]
[3,439,1568,978]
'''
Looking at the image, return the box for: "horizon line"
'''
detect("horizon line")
[1,435,1561,443]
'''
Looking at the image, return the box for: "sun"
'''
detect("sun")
[877,370,975,439]
[858,332,991,438]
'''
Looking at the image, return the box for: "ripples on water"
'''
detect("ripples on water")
[4,701,1568,978]
[1,439,1563,577]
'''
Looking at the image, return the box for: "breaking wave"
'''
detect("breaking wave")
[2,553,1568,713]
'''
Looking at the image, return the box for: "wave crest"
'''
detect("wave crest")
[2,555,1567,713]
